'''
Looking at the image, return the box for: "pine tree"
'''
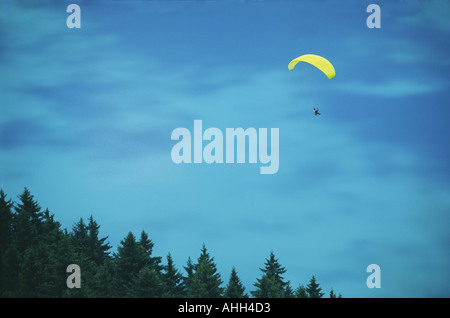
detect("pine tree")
[284,281,295,298]
[10,188,58,296]
[126,267,165,298]
[86,215,111,265]
[196,244,218,273]
[306,275,324,298]
[38,209,74,297]
[66,216,112,296]
[138,230,162,272]
[18,246,46,297]
[184,257,195,278]
[114,232,150,296]
[330,289,343,298]
[162,253,185,297]
[295,284,308,298]
[0,242,20,296]
[63,217,98,297]
[0,188,346,298]
[330,288,336,298]
[70,217,89,254]
[91,258,117,297]
[251,274,282,298]
[196,244,223,296]
[0,190,14,296]
[252,251,287,298]
[0,190,13,254]
[187,259,212,297]
[224,267,248,298]
[260,251,287,287]
[183,256,195,295]
[1,190,21,296]
[12,187,43,251]
[186,244,223,297]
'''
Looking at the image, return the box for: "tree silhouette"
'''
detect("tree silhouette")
[0,188,343,298]
[306,275,325,298]
[224,267,248,298]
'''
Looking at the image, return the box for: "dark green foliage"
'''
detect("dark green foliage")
[0,190,14,295]
[224,267,248,298]
[295,284,308,298]
[330,288,336,298]
[126,267,165,298]
[252,251,287,298]
[138,230,163,272]
[251,273,284,298]
[86,215,112,265]
[186,244,223,298]
[114,231,150,295]
[0,190,13,255]
[0,188,342,298]
[284,281,295,298]
[306,275,325,298]
[330,288,343,298]
[12,187,43,252]
[182,256,195,295]
[162,253,185,297]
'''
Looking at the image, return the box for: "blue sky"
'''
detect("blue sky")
[1,0,449,297]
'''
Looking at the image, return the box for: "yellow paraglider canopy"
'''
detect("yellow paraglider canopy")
[288,54,335,79]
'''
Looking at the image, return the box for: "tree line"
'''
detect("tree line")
[0,187,342,298]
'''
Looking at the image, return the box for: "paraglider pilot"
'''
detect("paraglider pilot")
[313,107,321,116]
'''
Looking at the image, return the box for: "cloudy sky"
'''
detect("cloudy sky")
[1,0,449,297]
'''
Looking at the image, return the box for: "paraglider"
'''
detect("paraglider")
[288,54,335,116]
[288,54,335,79]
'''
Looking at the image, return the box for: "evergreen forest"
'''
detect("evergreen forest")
[0,188,342,298]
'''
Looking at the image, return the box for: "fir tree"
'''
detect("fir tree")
[330,288,336,298]
[12,187,43,251]
[38,209,73,297]
[295,284,308,298]
[91,258,117,297]
[70,217,89,254]
[86,215,111,265]
[260,251,287,287]
[183,256,195,295]
[162,253,185,297]
[114,232,150,296]
[224,267,248,298]
[252,251,287,297]
[0,190,13,254]
[284,281,295,298]
[188,258,222,297]
[251,274,283,298]
[0,188,345,298]
[0,190,14,296]
[18,246,46,297]
[0,242,20,296]
[10,189,69,297]
[126,267,165,298]
[306,275,325,298]
[186,244,223,297]
[138,230,162,272]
